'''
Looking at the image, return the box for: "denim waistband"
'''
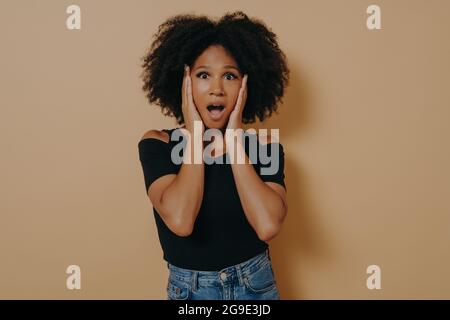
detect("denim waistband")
[166,249,271,289]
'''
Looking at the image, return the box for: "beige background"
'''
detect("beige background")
[1,0,449,299]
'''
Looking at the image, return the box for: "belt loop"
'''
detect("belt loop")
[235,264,244,287]
[191,271,198,292]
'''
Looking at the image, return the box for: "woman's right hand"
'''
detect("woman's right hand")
[182,65,204,134]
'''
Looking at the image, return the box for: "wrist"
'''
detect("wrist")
[225,128,244,146]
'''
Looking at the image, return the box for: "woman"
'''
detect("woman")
[138,11,289,300]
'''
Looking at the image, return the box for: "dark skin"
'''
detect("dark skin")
[142,45,287,241]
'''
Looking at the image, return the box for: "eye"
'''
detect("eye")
[196,72,209,79]
[195,71,238,80]
[224,73,237,80]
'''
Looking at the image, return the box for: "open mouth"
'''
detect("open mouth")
[207,105,225,112]
[207,104,225,120]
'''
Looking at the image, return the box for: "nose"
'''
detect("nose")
[209,78,224,96]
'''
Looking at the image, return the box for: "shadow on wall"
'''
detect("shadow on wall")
[249,61,333,299]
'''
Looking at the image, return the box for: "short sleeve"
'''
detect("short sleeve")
[138,138,178,194]
[257,142,287,191]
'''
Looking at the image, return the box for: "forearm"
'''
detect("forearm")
[160,133,204,235]
[228,138,287,241]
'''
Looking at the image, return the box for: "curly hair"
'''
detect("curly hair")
[140,11,289,125]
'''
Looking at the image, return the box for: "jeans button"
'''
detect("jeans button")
[220,272,227,281]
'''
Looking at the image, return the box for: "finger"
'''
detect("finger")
[186,66,195,107]
[242,75,248,110]
[181,65,188,108]
[234,86,244,113]
[235,75,248,112]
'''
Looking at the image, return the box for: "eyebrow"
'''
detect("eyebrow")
[195,65,241,72]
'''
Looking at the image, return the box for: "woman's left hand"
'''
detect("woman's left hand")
[226,74,248,131]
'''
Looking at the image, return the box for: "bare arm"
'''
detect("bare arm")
[228,135,288,242]
[142,129,204,237]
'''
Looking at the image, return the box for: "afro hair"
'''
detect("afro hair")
[140,11,290,125]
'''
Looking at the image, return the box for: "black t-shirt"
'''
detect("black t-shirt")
[138,127,286,271]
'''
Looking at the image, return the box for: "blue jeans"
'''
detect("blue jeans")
[166,249,280,300]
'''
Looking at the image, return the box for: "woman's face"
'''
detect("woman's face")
[190,45,244,130]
